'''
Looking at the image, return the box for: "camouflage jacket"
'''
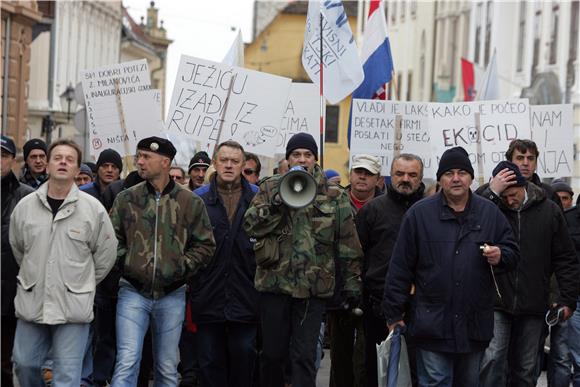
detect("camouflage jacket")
[110,179,216,299]
[243,165,362,299]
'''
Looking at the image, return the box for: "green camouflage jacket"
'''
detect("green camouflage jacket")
[110,180,215,299]
[243,165,362,299]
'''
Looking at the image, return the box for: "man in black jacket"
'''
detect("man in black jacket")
[19,138,47,189]
[564,204,580,386]
[479,161,579,387]
[1,136,34,386]
[191,140,259,387]
[356,153,425,387]
[384,147,519,386]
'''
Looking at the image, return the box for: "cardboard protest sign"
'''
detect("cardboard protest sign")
[429,99,531,180]
[80,59,154,158]
[530,104,573,178]
[276,83,320,153]
[164,55,292,157]
[350,99,432,176]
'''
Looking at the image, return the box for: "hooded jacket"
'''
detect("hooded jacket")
[490,183,579,315]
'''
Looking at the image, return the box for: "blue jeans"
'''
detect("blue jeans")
[547,320,572,387]
[81,322,94,387]
[568,300,580,386]
[479,311,544,387]
[196,321,257,387]
[416,348,484,387]
[12,319,90,387]
[111,280,185,387]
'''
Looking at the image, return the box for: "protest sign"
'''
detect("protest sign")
[164,55,292,157]
[276,83,320,153]
[80,59,153,158]
[350,99,432,176]
[530,104,573,178]
[350,99,532,180]
[429,99,531,180]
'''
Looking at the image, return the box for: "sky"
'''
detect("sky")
[122,0,255,110]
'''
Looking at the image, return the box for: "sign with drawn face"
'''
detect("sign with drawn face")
[165,55,292,157]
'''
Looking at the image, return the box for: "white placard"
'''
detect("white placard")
[429,99,531,180]
[164,55,292,157]
[530,104,574,178]
[350,99,532,180]
[350,99,432,176]
[276,83,320,153]
[80,59,153,158]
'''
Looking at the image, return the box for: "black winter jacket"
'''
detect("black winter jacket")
[489,183,579,315]
[383,192,519,353]
[190,176,259,323]
[356,183,425,299]
[1,171,34,316]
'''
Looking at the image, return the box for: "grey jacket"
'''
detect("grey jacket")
[9,183,117,324]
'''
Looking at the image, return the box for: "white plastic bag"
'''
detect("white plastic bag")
[376,326,412,387]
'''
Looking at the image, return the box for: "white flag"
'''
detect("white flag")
[223,29,244,67]
[476,49,499,100]
[302,0,364,105]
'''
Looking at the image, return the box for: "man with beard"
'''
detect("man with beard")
[327,154,382,387]
[355,154,425,387]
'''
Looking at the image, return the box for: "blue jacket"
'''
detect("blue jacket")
[383,191,519,353]
[190,176,259,323]
[80,179,104,205]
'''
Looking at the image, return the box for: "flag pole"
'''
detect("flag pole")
[319,11,325,169]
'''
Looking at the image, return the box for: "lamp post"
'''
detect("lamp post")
[60,84,76,122]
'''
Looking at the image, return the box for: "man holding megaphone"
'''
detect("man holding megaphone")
[244,133,363,387]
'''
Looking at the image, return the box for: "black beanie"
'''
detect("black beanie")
[285,133,318,160]
[492,161,527,187]
[436,147,474,180]
[23,138,47,161]
[97,149,123,172]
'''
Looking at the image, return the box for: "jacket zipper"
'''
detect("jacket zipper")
[152,193,160,293]
[512,210,521,313]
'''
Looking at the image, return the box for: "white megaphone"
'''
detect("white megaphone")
[278,166,317,209]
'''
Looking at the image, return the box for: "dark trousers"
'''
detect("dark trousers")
[196,321,257,387]
[1,315,17,387]
[259,293,325,387]
[178,326,199,387]
[93,294,117,385]
[327,309,366,387]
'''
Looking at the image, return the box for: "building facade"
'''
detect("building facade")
[1,1,42,148]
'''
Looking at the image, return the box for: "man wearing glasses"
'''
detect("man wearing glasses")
[242,152,261,185]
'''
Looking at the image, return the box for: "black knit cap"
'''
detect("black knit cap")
[137,136,177,160]
[492,161,527,187]
[285,133,318,160]
[97,149,123,172]
[23,138,47,161]
[551,178,573,195]
[188,151,211,173]
[436,146,474,180]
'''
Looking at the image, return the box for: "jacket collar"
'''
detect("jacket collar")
[1,171,20,193]
[145,178,175,196]
[206,173,254,206]
[386,182,425,206]
[437,190,473,221]
[36,180,80,214]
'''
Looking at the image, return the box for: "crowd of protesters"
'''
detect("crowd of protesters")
[1,133,579,387]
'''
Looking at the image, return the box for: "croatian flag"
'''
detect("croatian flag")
[353,0,394,100]
[348,0,393,145]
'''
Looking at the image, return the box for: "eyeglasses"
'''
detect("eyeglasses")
[170,175,184,181]
[243,169,258,176]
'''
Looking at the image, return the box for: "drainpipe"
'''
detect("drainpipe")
[46,3,58,144]
[429,1,438,101]
[2,15,11,133]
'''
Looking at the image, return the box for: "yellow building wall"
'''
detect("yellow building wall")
[245,13,358,185]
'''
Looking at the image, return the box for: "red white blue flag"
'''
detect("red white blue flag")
[352,0,394,100]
